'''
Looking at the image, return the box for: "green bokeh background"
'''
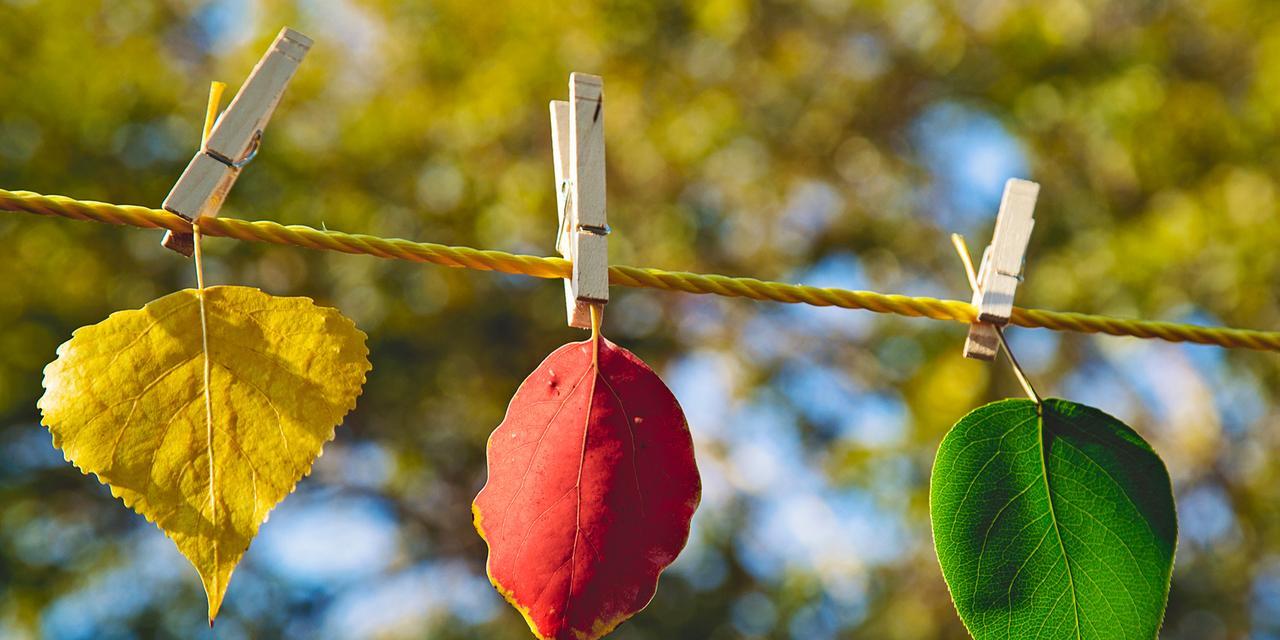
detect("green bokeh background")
[2,1,1279,638]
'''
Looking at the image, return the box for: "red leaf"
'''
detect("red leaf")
[473,335,701,640]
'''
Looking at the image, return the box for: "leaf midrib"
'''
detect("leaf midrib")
[563,348,599,630]
[1038,407,1083,640]
[197,287,218,609]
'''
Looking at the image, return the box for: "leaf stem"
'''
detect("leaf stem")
[589,303,603,367]
[202,82,227,145]
[951,233,1042,405]
[194,80,223,623]
[994,324,1041,404]
[952,233,980,292]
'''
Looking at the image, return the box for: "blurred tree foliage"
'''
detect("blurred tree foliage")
[1,1,1279,639]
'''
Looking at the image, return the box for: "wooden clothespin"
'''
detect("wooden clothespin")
[964,178,1040,360]
[550,73,608,329]
[160,27,313,256]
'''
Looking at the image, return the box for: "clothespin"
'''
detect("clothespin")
[550,73,608,329]
[160,27,313,256]
[964,178,1040,360]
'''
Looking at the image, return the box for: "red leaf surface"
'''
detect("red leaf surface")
[473,335,700,640]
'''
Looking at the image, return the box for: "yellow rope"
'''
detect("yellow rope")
[3,188,1279,353]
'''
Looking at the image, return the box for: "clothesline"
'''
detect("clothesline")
[3,188,1278,353]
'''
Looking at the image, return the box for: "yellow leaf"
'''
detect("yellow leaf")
[38,285,370,621]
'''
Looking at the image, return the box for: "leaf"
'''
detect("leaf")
[473,335,700,640]
[930,398,1177,640]
[38,285,370,621]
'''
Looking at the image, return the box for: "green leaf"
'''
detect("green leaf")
[930,398,1177,640]
[38,286,370,621]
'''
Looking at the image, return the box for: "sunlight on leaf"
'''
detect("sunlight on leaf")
[38,285,370,621]
[930,398,1177,640]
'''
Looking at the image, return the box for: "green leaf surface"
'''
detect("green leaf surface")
[930,398,1177,640]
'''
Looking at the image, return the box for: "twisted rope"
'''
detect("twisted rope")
[3,188,1278,353]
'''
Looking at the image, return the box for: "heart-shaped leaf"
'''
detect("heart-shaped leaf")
[473,335,700,640]
[930,398,1177,640]
[39,285,370,621]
